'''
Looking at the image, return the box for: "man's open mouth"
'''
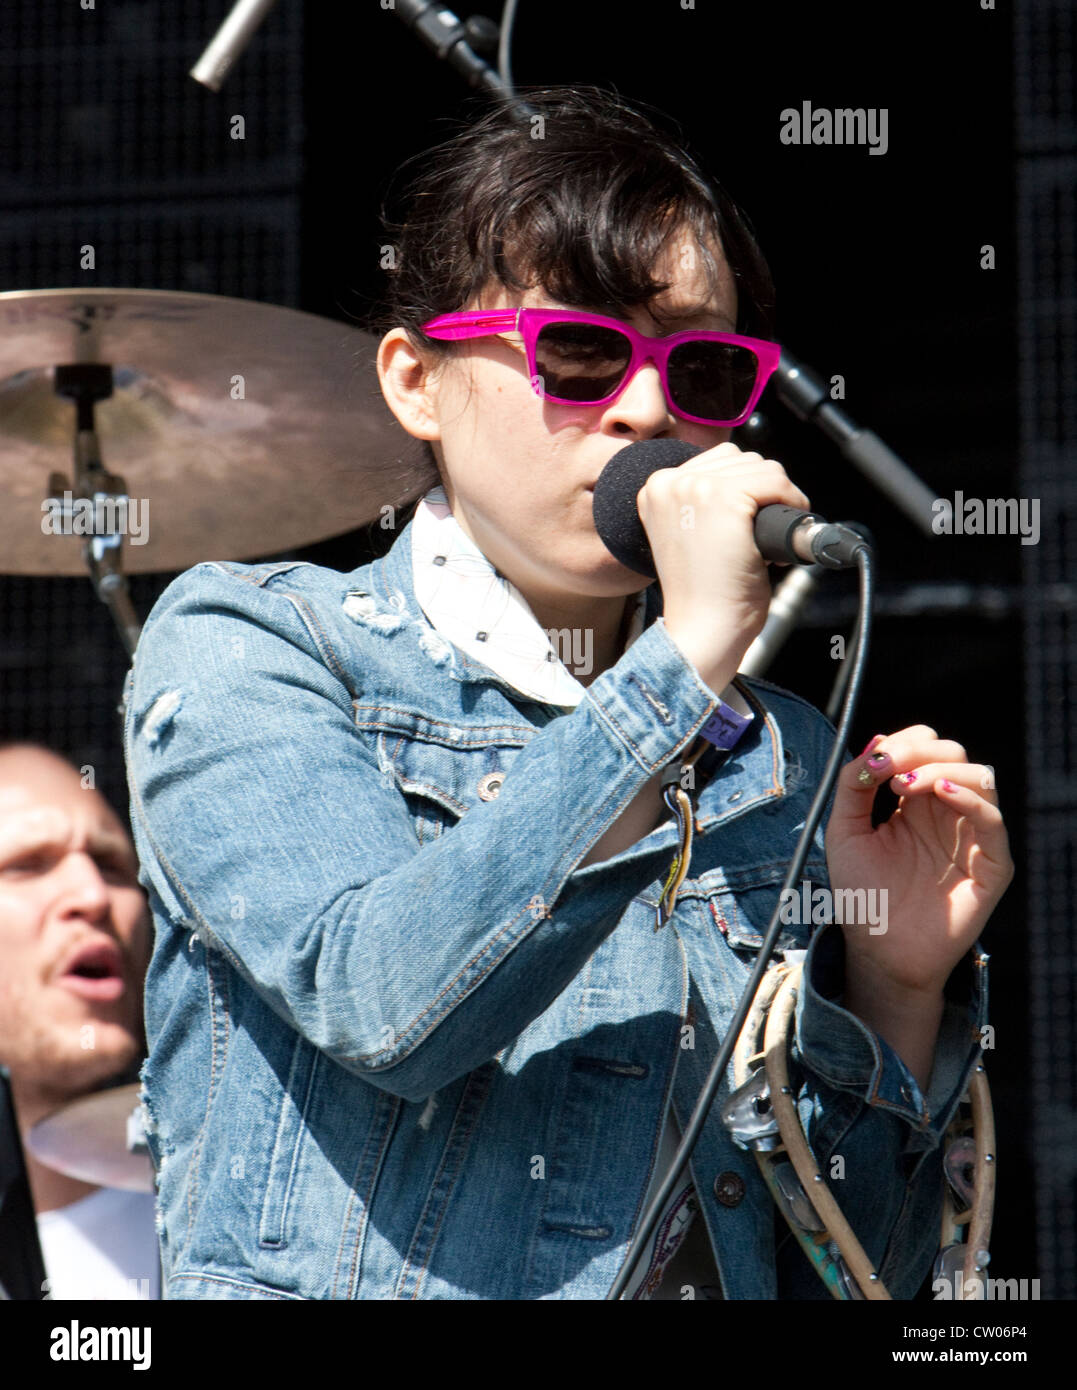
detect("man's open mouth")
[55,940,127,1001]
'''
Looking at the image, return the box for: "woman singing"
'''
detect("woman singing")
[124,86,1012,1300]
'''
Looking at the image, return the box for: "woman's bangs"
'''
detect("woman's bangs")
[491,189,724,316]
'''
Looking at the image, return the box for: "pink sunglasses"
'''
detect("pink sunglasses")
[421,308,781,427]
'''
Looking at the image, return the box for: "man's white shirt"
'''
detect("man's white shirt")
[37,1187,160,1301]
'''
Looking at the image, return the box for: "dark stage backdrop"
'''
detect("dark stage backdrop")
[3,0,1072,1298]
[0,0,305,814]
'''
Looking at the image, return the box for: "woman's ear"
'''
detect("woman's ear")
[377,329,443,442]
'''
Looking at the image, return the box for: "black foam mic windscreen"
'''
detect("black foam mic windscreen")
[591,439,702,578]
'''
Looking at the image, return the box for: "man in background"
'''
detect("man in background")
[0,742,158,1299]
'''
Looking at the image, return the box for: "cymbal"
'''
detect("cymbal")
[26,1083,155,1193]
[0,288,432,575]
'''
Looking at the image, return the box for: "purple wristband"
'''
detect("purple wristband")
[698,701,753,751]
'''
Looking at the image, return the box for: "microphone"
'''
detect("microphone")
[190,0,279,91]
[591,440,870,578]
[390,0,523,101]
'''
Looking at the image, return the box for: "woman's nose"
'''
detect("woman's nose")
[603,360,675,434]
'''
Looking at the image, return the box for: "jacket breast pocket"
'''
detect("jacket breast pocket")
[364,716,534,847]
[685,860,831,959]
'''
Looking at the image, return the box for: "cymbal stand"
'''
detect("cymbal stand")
[47,364,143,658]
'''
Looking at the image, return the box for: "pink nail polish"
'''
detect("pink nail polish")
[867,750,892,769]
[940,779,955,792]
[858,735,883,758]
[900,771,918,785]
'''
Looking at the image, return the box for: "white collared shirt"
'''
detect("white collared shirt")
[37,1188,159,1300]
[411,484,649,704]
[410,484,751,732]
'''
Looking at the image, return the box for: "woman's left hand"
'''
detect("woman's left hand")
[825,725,1014,998]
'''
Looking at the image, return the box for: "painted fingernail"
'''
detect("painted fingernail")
[858,735,884,758]
[898,771,918,785]
[866,750,892,769]
[940,779,956,792]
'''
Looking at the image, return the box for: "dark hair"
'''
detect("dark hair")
[363,85,776,530]
[373,85,775,346]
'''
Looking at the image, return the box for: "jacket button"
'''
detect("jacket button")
[714,1171,746,1207]
[477,772,504,801]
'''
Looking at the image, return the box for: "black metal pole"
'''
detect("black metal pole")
[0,1072,48,1300]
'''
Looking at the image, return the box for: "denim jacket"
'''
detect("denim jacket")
[123,507,988,1301]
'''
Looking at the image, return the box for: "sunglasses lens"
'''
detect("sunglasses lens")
[668,340,760,423]
[534,323,632,402]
